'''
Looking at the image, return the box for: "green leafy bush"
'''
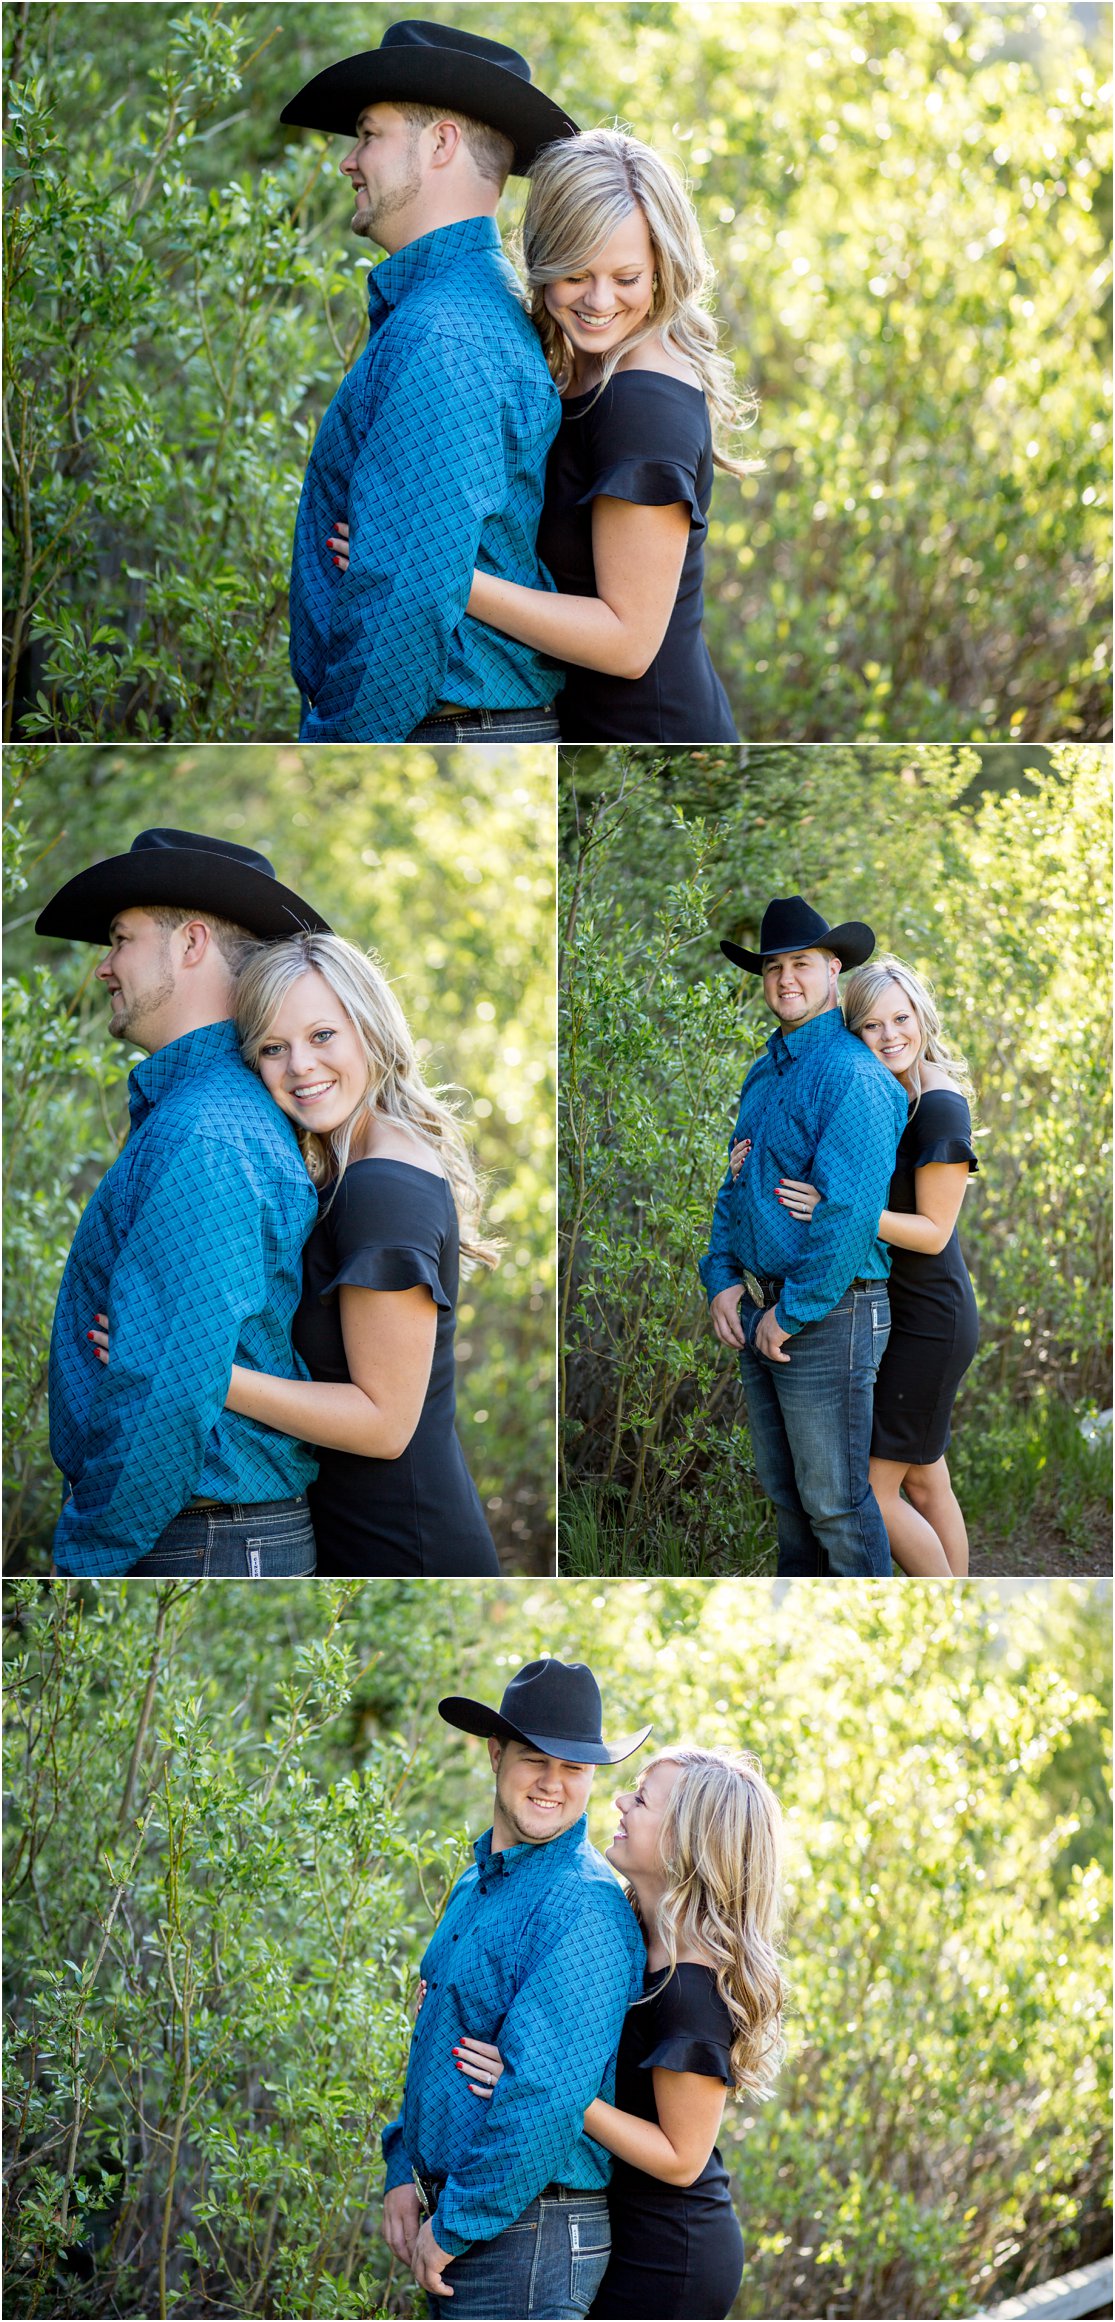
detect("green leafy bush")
[4,4,1110,741]
[559,745,1112,1570]
[3,1577,1110,2319]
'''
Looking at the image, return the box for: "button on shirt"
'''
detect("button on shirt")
[381,1814,645,2255]
[50,1019,319,1573]
[290,216,563,741]
[699,1005,908,1333]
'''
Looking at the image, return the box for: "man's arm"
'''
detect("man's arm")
[430,1893,642,2256]
[53,1134,286,1573]
[774,1068,904,1334]
[698,1087,748,1304]
[302,331,514,743]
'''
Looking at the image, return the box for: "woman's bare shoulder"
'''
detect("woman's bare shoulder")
[354,1117,446,1178]
[918,1062,961,1095]
[615,337,703,392]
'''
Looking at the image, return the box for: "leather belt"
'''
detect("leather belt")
[413,2168,588,2215]
[424,702,556,723]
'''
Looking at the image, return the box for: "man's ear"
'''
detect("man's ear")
[428,117,465,170]
[487,1734,503,1775]
[178,918,216,966]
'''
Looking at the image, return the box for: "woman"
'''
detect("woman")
[734,954,979,1576]
[93,934,501,1577]
[330,130,755,742]
[449,1747,785,2321]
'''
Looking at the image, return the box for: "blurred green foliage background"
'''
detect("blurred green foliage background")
[559,743,1112,1574]
[4,1,1110,742]
[2,744,555,1569]
[3,1576,1110,2320]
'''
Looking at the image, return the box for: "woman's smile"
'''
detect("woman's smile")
[256,967,371,1136]
[543,210,656,377]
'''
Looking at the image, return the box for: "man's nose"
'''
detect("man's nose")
[94,953,113,980]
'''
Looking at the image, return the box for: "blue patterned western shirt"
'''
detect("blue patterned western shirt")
[290,216,563,740]
[381,1813,645,2254]
[50,1018,319,1573]
[699,1004,908,1333]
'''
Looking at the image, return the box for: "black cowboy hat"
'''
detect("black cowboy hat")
[720,894,875,975]
[35,829,333,946]
[439,1658,651,1767]
[279,19,579,177]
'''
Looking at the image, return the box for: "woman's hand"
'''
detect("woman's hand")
[87,1313,109,1363]
[775,1177,821,1221]
[327,518,350,572]
[453,2036,504,2099]
[729,1136,751,1180]
[416,1977,428,2013]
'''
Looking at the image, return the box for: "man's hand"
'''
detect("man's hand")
[709,1285,747,1349]
[383,2183,422,2270]
[754,1307,791,1363]
[413,2217,455,2298]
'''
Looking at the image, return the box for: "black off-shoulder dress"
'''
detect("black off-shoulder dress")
[872,1087,980,1465]
[591,1964,743,2322]
[536,370,739,743]
[292,1160,500,1576]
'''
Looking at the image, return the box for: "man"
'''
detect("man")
[699,895,908,1579]
[381,1657,649,2319]
[281,20,578,744]
[36,828,331,1577]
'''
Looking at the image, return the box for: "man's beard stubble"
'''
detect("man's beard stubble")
[108,955,176,1045]
[350,155,424,245]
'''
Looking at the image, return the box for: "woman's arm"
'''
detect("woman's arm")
[777,1162,971,1256]
[877,1162,971,1255]
[468,496,692,679]
[452,2037,726,2192]
[583,2073,728,2188]
[225,1284,437,1458]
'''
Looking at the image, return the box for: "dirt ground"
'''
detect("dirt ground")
[971,1505,1113,1578]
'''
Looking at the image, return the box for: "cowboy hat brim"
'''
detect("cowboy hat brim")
[279,51,579,176]
[35,849,333,946]
[438,1694,652,1766]
[721,919,876,974]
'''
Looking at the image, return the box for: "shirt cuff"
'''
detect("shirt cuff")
[429,2201,472,2258]
[699,1257,743,1304]
[381,2120,414,2195]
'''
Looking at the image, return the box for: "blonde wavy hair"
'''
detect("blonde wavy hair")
[843,953,975,1116]
[520,128,761,478]
[235,933,499,1269]
[633,1747,786,2101]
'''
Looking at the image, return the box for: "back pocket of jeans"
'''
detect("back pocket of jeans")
[568,2209,610,2314]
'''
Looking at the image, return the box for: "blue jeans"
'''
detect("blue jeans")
[738,1285,893,1577]
[407,706,561,743]
[427,2192,611,2320]
[130,1496,316,1576]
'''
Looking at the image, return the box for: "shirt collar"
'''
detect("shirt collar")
[367,214,502,321]
[768,1002,846,1071]
[474,1811,589,1889]
[128,1017,241,1127]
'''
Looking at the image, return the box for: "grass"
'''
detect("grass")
[559,1396,1112,1577]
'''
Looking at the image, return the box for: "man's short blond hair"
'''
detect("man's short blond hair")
[145,904,258,976]
[393,100,514,190]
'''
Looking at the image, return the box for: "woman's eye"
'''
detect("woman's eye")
[311,1028,335,1043]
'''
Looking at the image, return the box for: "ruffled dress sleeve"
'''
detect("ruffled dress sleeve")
[574,373,710,535]
[908,1088,979,1173]
[638,1967,734,2084]
[317,1164,453,1311]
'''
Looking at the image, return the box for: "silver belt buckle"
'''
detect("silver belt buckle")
[413,2167,433,2217]
[743,1270,768,1309]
